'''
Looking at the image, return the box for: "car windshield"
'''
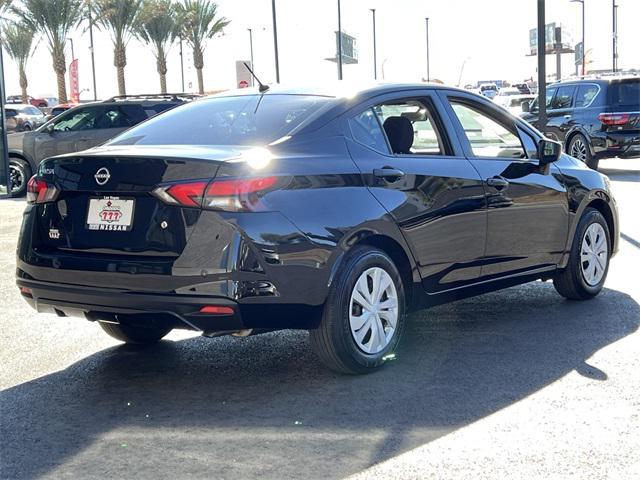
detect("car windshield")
[108,94,334,147]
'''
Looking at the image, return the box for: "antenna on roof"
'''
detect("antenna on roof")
[243,62,269,93]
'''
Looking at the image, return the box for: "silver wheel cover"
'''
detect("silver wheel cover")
[581,223,608,286]
[349,267,398,354]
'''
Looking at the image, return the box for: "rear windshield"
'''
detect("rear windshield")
[607,81,640,108]
[108,94,333,146]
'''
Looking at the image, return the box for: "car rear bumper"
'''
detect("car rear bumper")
[591,131,640,159]
[16,273,323,333]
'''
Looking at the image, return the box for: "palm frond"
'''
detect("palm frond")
[136,0,176,57]
[1,19,38,67]
[92,0,143,48]
[12,0,83,53]
[176,0,229,52]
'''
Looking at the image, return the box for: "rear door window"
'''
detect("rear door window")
[102,105,147,128]
[373,99,447,155]
[575,84,599,107]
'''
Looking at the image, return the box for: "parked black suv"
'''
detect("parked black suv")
[521,76,640,169]
[8,94,199,196]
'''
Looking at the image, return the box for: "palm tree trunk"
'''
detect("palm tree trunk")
[117,66,126,95]
[114,44,127,96]
[193,47,204,94]
[157,54,167,94]
[19,64,28,104]
[52,45,68,103]
[196,68,204,94]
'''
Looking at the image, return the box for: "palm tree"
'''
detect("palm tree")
[177,0,229,94]
[2,21,38,103]
[0,0,13,17]
[13,0,83,103]
[93,0,143,95]
[136,0,176,93]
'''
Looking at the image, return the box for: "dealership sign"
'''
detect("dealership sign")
[69,59,79,103]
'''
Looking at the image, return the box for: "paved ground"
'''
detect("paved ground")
[1,159,638,480]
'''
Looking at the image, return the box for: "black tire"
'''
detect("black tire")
[9,158,31,197]
[553,208,610,300]
[310,246,406,374]
[568,133,599,170]
[99,321,171,345]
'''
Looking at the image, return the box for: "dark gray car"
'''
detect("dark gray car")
[8,94,197,195]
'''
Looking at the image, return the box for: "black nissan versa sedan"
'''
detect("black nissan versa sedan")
[16,83,619,374]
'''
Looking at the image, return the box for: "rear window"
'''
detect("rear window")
[607,81,640,108]
[108,94,333,146]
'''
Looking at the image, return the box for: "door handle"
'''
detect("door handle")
[486,176,509,190]
[373,167,405,180]
[563,114,572,119]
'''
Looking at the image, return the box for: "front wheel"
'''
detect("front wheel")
[553,208,610,300]
[310,246,406,374]
[99,321,171,345]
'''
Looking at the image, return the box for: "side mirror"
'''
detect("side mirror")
[538,138,562,165]
[44,123,54,134]
[521,101,530,113]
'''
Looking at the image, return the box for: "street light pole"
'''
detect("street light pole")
[179,37,185,92]
[271,0,280,83]
[337,0,343,80]
[537,0,547,131]
[370,9,377,80]
[425,17,430,82]
[248,28,254,86]
[87,3,97,100]
[612,0,618,73]
[570,0,585,75]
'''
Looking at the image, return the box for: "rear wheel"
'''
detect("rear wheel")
[553,208,610,300]
[99,321,171,345]
[9,158,31,197]
[310,246,406,374]
[568,133,599,170]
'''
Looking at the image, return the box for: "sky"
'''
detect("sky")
[2,0,639,100]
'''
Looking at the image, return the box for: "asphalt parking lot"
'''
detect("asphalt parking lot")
[1,159,638,480]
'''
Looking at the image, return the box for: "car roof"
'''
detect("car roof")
[549,75,639,87]
[209,82,466,102]
[5,104,33,109]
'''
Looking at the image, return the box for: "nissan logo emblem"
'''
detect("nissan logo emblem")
[94,167,111,186]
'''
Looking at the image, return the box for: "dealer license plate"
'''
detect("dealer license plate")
[86,197,135,231]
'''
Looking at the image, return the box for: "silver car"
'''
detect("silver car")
[4,104,47,133]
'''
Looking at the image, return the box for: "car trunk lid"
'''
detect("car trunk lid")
[35,146,241,257]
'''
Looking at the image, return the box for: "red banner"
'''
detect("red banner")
[69,59,79,103]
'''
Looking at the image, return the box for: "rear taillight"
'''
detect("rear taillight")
[152,181,208,207]
[26,176,59,204]
[203,177,278,211]
[598,112,630,126]
[152,176,279,212]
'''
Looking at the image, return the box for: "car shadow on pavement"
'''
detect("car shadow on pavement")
[1,283,638,480]
[599,167,640,183]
